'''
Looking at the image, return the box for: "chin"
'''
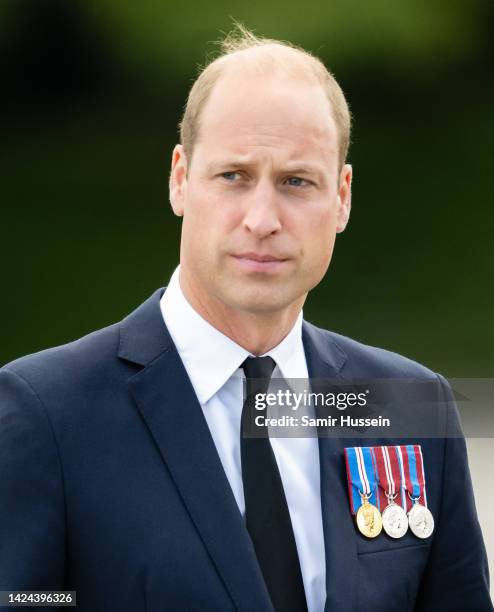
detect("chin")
[222,286,298,314]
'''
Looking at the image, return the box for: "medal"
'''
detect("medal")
[356,492,383,538]
[401,445,434,539]
[382,494,409,539]
[344,446,383,538]
[374,446,408,538]
[345,444,433,540]
[408,495,435,539]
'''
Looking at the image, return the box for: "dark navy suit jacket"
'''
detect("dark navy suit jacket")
[0,288,492,611]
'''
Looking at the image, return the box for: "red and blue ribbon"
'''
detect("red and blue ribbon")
[345,444,427,514]
[344,446,379,515]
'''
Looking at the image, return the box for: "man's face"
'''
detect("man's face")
[170,69,351,316]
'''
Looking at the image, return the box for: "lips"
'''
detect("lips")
[233,252,288,263]
[231,252,290,273]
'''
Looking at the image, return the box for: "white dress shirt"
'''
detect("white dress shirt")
[160,266,326,612]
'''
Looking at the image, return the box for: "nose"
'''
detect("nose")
[242,181,282,238]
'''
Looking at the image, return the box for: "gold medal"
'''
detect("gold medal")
[356,493,383,538]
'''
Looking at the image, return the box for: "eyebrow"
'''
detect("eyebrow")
[205,158,253,173]
[283,164,325,177]
[206,159,327,179]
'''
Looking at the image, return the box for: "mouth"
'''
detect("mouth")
[231,252,290,273]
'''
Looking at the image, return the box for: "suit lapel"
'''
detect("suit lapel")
[119,289,273,612]
[303,322,358,612]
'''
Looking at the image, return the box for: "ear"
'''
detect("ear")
[169,144,188,217]
[336,164,352,233]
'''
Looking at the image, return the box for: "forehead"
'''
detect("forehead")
[195,69,338,167]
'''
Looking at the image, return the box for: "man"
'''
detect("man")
[0,25,492,612]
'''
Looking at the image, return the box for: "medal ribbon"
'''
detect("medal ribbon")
[345,445,427,514]
[390,446,407,511]
[374,446,395,510]
[374,446,408,511]
[369,447,381,511]
[344,446,378,515]
[395,445,411,511]
[414,444,428,507]
[399,444,427,510]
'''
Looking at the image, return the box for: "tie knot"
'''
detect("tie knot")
[241,356,276,380]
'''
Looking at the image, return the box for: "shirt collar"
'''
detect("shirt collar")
[160,266,307,404]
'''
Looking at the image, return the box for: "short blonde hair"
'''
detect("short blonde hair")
[179,23,352,170]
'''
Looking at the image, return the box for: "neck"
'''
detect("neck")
[179,270,305,356]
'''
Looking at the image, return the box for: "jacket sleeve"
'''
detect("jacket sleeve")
[0,367,65,593]
[414,373,493,611]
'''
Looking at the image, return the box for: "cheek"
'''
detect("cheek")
[303,207,338,281]
[186,187,240,234]
[294,203,337,254]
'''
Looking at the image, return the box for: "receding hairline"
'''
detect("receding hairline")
[201,44,336,107]
[211,41,326,77]
[200,48,340,128]
[179,30,352,169]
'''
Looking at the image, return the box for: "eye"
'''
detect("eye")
[221,171,241,181]
[286,176,311,187]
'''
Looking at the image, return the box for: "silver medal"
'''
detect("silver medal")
[408,499,434,539]
[382,499,409,539]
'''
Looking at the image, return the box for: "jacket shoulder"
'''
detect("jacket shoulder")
[305,321,438,380]
[1,287,166,396]
[1,321,122,391]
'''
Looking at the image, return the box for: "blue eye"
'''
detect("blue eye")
[287,176,308,187]
[222,171,240,181]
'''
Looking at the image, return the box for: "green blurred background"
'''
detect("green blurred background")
[1,0,493,375]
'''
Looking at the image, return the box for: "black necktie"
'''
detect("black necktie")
[240,356,308,612]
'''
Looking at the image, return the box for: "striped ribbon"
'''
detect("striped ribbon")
[374,445,407,511]
[345,445,427,514]
[399,444,428,511]
[344,446,379,515]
